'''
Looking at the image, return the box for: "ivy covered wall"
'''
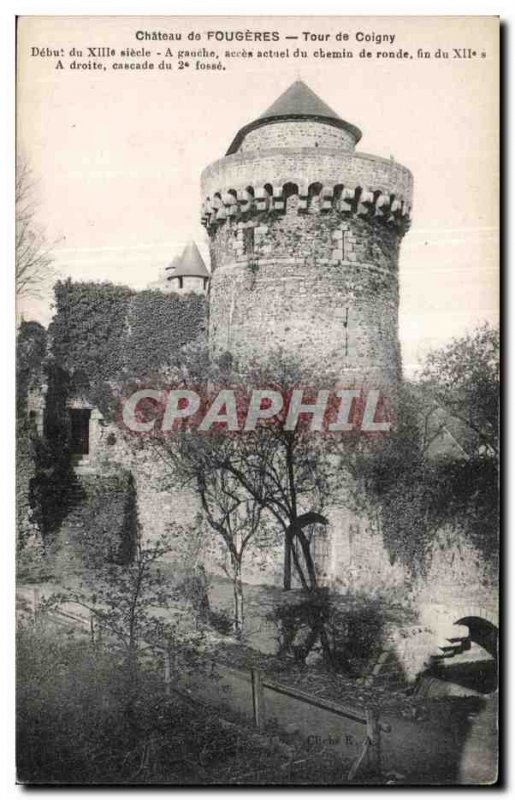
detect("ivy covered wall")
[17,280,208,574]
[58,471,138,570]
[127,289,207,377]
[49,279,207,413]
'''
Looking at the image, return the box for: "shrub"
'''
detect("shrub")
[16,622,205,784]
[208,608,234,637]
[327,592,386,676]
[68,471,138,568]
[18,623,340,784]
[272,590,331,664]
[271,589,387,676]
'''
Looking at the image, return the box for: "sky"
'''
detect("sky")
[16,15,499,376]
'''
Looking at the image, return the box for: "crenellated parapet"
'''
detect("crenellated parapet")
[201,149,413,234]
[201,180,412,233]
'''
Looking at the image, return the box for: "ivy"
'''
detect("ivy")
[127,289,206,377]
[16,322,48,557]
[29,362,78,539]
[49,280,207,414]
[68,471,138,568]
[50,279,133,390]
[16,280,207,563]
[16,320,47,416]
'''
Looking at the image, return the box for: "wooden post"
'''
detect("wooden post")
[164,649,171,696]
[90,614,95,644]
[251,668,264,730]
[348,709,381,781]
[366,708,381,776]
[347,737,370,781]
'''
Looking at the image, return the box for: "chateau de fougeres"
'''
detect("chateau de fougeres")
[18,81,498,700]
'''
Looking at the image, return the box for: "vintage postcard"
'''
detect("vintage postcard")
[15,15,499,785]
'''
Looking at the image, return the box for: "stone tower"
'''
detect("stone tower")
[165,241,210,295]
[201,80,413,385]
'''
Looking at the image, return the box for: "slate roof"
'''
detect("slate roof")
[259,80,342,122]
[167,242,209,279]
[226,80,362,154]
[165,255,181,274]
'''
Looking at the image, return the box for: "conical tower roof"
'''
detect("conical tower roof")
[226,80,361,154]
[168,242,209,279]
[165,255,181,274]
[259,80,341,122]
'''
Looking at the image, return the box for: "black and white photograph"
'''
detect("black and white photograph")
[14,14,499,786]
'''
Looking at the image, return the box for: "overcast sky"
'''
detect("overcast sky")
[16,15,499,376]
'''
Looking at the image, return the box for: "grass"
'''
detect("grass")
[16,620,354,785]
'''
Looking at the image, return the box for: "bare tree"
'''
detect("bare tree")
[150,414,335,659]
[147,433,278,636]
[134,355,342,655]
[16,156,55,298]
[197,469,270,635]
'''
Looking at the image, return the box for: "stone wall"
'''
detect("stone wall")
[87,414,283,579]
[202,118,412,385]
[166,276,207,295]
[73,414,202,550]
[238,120,357,153]
[201,149,413,205]
[208,210,402,383]
[327,504,407,593]
[48,470,137,577]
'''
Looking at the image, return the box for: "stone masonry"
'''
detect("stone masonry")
[34,80,496,680]
[198,80,497,671]
[202,81,413,385]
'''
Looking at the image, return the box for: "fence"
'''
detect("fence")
[249,666,383,780]
[17,586,385,781]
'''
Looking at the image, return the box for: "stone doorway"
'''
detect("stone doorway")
[70,408,91,457]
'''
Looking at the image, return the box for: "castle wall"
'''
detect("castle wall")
[167,276,207,295]
[202,149,413,201]
[69,412,202,557]
[238,120,357,153]
[198,109,497,679]
[208,211,402,383]
[202,138,412,384]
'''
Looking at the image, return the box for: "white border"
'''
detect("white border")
[2,2,510,799]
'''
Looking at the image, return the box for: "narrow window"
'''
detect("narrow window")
[342,231,347,260]
[243,226,254,254]
[343,308,349,357]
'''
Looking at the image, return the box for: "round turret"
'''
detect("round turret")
[165,242,210,295]
[226,79,362,155]
[201,80,413,385]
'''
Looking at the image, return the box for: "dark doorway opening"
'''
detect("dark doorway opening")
[70,408,91,456]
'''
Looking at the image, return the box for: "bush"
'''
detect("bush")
[271,590,387,676]
[17,624,141,783]
[272,590,331,664]
[208,608,234,637]
[18,623,342,784]
[17,622,236,784]
[68,471,138,568]
[327,592,386,676]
